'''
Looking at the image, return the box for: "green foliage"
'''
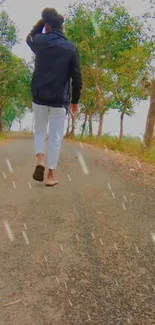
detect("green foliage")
[0,11,18,48]
[65,0,153,131]
[2,102,16,130]
[0,9,32,131]
[0,45,32,107]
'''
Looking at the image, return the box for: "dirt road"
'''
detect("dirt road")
[0,139,155,325]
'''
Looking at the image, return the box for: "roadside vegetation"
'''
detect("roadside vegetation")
[75,134,155,164]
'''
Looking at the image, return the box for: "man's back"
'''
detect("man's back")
[27,26,82,109]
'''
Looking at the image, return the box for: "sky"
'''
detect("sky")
[1,0,155,136]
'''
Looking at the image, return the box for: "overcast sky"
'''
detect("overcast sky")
[2,0,154,61]
[1,0,154,136]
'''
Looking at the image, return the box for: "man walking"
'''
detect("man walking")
[26,8,82,186]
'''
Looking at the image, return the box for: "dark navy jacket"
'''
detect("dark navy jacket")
[26,21,82,110]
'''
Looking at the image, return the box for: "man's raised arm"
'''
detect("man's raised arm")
[26,19,45,53]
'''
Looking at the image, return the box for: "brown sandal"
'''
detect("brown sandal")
[33,165,45,182]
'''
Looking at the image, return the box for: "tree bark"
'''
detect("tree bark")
[70,116,75,136]
[97,112,104,137]
[0,106,3,132]
[66,113,71,137]
[19,120,22,132]
[89,114,93,137]
[144,79,155,149]
[119,112,125,141]
[8,122,12,131]
[80,113,88,138]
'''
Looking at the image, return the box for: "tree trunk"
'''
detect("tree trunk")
[66,113,71,137]
[0,106,3,132]
[31,116,34,133]
[80,113,87,138]
[70,116,75,136]
[119,112,124,141]
[89,114,93,137]
[144,79,155,149]
[19,120,22,132]
[8,122,12,131]
[97,112,104,137]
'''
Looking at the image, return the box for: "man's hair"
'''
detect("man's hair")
[42,8,64,29]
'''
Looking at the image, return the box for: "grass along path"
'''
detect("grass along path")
[1,131,155,165]
[0,133,7,144]
[75,134,155,165]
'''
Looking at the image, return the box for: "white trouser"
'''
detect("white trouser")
[33,103,66,169]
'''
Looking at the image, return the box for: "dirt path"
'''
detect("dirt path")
[0,139,155,325]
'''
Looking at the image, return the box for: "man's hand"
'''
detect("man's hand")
[70,104,79,118]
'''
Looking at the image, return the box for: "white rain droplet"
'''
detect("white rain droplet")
[127,317,131,324]
[91,232,95,239]
[76,234,80,242]
[100,238,103,246]
[135,245,139,254]
[56,277,60,284]
[4,220,14,242]
[3,172,6,179]
[123,195,127,202]
[5,158,13,173]
[64,282,68,289]
[1,299,21,307]
[114,243,118,251]
[67,174,71,182]
[115,280,119,287]
[56,132,60,140]
[29,35,33,42]
[44,255,48,262]
[23,223,27,230]
[108,182,112,190]
[76,152,89,175]
[68,299,73,307]
[87,312,91,321]
[112,192,115,199]
[22,231,29,245]
[60,244,64,252]
[28,182,32,189]
[12,181,16,188]
[122,203,126,211]
[136,160,141,168]
[151,233,155,244]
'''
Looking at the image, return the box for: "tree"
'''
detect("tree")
[2,102,16,130]
[140,0,155,148]
[0,11,22,131]
[144,80,155,148]
[65,0,153,139]
[0,45,32,131]
[65,1,114,136]
[15,106,27,131]
[0,11,18,48]
[110,44,152,140]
